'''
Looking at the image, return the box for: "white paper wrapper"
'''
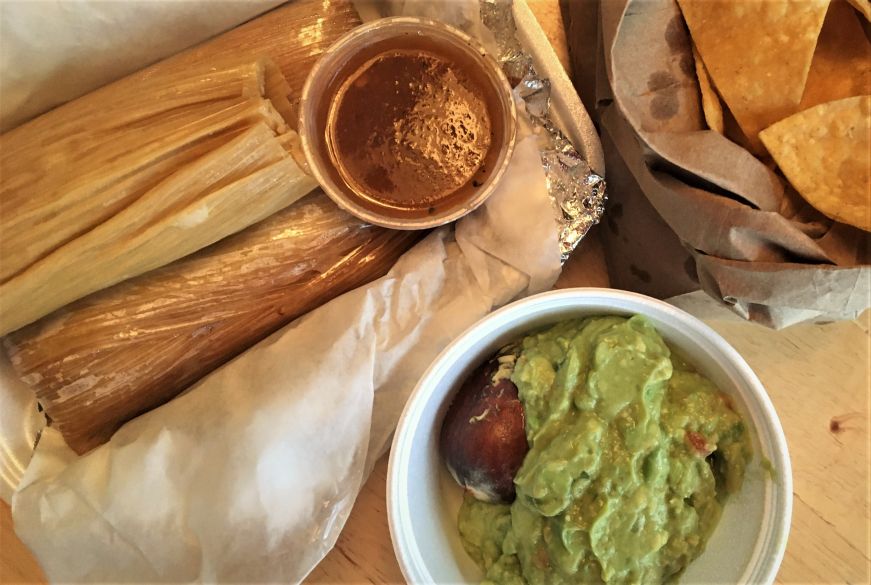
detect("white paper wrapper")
[0,352,43,504]
[3,1,566,581]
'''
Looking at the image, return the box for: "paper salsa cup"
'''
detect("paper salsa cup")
[298,17,517,230]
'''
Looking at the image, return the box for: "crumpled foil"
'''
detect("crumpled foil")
[481,0,606,261]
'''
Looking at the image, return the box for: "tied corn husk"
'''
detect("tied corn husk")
[5,192,419,454]
[0,58,317,335]
[152,1,363,129]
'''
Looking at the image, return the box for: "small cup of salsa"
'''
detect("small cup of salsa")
[299,17,517,229]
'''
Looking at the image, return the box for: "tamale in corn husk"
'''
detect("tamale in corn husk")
[0,0,364,336]
[0,0,416,455]
[5,192,418,454]
[2,61,290,278]
[0,57,318,335]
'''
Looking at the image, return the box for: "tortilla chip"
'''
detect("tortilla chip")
[692,43,724,134]
[845,0,871,20]
[800,0,871,110]
[721,100,755,152]
[760,96,871,232]
[678,0,830,152]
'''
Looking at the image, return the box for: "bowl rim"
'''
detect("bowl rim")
[387,287,793,584]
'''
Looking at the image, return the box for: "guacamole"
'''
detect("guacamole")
[458,316,751,584]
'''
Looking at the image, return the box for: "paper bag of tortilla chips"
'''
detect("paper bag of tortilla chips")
[563,0,869,328]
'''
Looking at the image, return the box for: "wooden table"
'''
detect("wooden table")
[1,2,869,583]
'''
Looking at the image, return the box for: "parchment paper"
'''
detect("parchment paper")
[3,2,564,582]
[0,352,42,504]
[570,0,870,328]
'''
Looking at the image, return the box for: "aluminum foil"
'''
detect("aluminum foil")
[481,0,606,261]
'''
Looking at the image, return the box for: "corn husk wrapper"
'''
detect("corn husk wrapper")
[0,58,318,335]
[0,0,361,134]
[2,61,285,279]
[5,192,418,454]
[0,0,364,335]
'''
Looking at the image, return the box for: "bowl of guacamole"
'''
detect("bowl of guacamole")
[388,289,792,585]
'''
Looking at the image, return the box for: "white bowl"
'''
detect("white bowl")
[387,288,792,584]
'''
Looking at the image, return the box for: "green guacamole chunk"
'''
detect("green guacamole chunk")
[458,315,751,584]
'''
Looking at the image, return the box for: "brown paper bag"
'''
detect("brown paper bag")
[564,0,870,327]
